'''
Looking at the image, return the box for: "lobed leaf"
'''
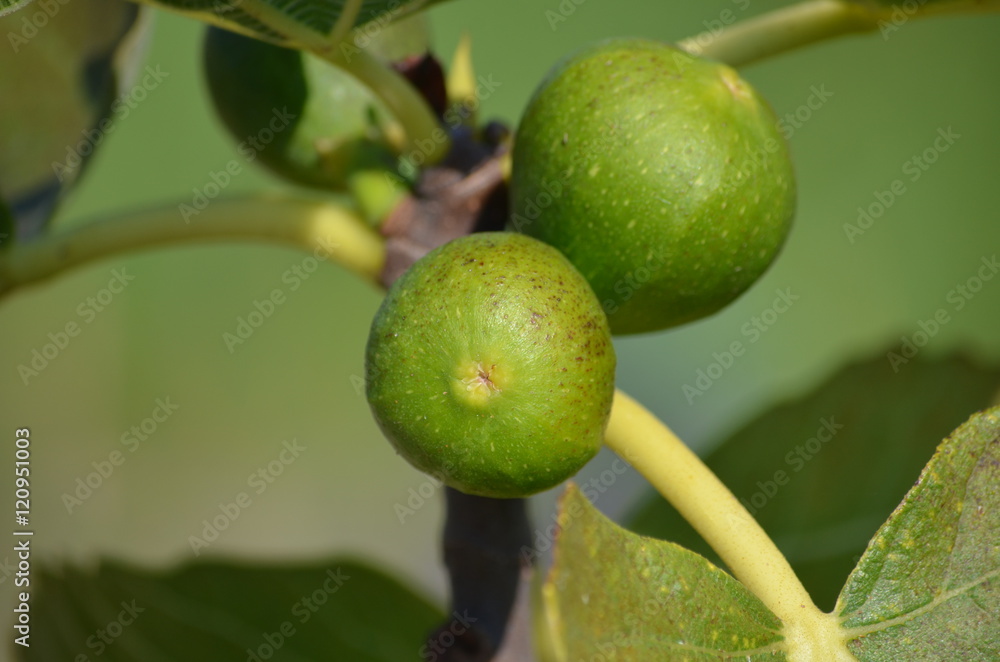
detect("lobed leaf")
[541,484,787,661]
[127,0,445,50]
[18,557,443,661]
[839,406,1000,660]
[627,355,1000,611]
[0,0,150,240]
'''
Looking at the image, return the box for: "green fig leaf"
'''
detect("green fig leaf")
[541,484,787,661]
[545,402,999,660]
[839,407,1000,659]
[128,0,444,51]
[0,0,34,17]
[627,355,1000,611]
[0,0,150,240]
[18,558,442,661]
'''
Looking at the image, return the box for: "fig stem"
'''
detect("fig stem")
[327,0,363,46]
[238,0,449,164]
[684,0,1000,68]
[604,389,855,659]
[0,195,384,299]
[678,0,876,67]
[326,47,449,162]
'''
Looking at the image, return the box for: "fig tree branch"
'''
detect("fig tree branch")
[0,195,385,299]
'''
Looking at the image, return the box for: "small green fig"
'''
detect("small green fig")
[509,38,796,335]
[365,232,616,498]
[202,20,426,194]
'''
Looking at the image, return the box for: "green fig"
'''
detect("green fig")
[365,232,616,498]
[202,18,427,196]
[509,38,796,335]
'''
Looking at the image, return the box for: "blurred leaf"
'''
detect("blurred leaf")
[0,197,13,251]
[839,407,1000,660]
[20,557,442,661]
[626,354,1000,611]
[130,0,445,50]
[0,0,150,241]
[860,0,1000,12]
[202,13,429,192]
[0,0,33,17]
[541,484,787,661]
[362,11,432,62]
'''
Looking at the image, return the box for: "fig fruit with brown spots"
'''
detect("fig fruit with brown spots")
[365,232,616,498]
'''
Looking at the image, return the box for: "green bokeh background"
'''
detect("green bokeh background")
[1,0,999,639]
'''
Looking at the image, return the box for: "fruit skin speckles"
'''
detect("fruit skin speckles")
[365,232,616,498]
[510,38,796,335]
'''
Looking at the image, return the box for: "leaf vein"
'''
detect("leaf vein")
[843,568,999,639]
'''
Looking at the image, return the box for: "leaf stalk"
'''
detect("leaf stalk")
[603,389,856,660]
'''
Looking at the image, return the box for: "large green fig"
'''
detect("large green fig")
[365,232,616,498]
[510,38,796,335]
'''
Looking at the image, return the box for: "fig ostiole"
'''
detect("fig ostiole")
[365,232,616,499]
[510,38,796,335]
